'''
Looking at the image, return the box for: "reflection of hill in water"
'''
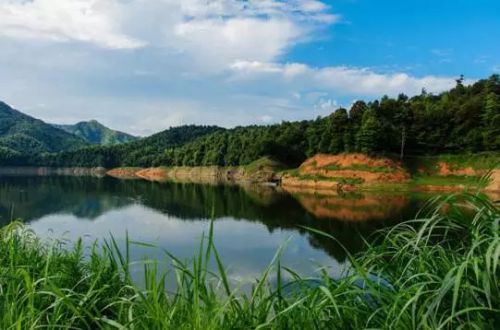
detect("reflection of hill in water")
[0,176,427,263]
[287,190,410,222]
[0,176,133,222]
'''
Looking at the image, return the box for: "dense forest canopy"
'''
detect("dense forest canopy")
[1,75,499,168]
[30,125,222,168]
[156,74,500,167]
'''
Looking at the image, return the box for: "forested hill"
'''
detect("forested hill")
[35,125,223,168]
[2,75,499,168]
[54,120,138,145]
[156,75,499,167]
[0,102,88,160]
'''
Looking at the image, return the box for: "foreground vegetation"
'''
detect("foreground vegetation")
[0,193,498,329]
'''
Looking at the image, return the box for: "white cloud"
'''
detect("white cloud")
[230,61,458,96]
[315,98,338,112]
[172,18,300,70]
[0,1,472,135]
[0,0,337,64]
[0,0,145,49]
[178,0,338,22]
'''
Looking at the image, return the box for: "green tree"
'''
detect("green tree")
[329,108,349,153]
[356,110,383,153]
[482,91,500,150]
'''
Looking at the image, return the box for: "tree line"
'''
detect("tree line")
[0,125,221,167]
[160,74,500,167]
[1,75,498,168]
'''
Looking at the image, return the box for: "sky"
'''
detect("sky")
[0,0,499,136]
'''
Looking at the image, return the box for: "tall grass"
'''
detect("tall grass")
[0,193,498,329]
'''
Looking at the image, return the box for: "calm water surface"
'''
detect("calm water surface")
[0,176,436,286]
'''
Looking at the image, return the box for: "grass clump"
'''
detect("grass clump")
[412,174,486,187]
[296,173,365,184]
[322,164,393,173]
[243,157,284,173]
[405,153,500,173]
[0,193,498,329]
[285,170,365,185]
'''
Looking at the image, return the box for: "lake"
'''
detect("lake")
[0,175,435,287]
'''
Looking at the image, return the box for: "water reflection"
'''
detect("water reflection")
[0,176,431,278]
[283,187,412,222]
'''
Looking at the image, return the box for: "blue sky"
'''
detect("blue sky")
[0,0,498,136]
[289,0,500,77]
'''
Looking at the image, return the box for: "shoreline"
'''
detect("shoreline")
[2,154,499,194]
[106,164,500,194]
[0,166,107,177]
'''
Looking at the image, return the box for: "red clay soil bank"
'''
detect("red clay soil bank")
[108,162,281,184]
[433,162,483,176]
[417,161,492,177]
[486,169,500,192]
[282,153,410,190]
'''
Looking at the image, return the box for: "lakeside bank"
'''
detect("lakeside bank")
[1,153,499,193]
[106,153,500,194]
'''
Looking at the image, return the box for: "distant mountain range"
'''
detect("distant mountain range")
[53,120,138,146]
[0,100,222,166]
[0,101,88,156]
[0,101,139,159]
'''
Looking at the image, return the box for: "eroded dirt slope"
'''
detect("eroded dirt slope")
[282,153,410,190]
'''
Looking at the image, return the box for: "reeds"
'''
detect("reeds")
[0,193,498,329]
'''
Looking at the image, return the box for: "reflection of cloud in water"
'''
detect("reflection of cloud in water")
[29,204,344,286]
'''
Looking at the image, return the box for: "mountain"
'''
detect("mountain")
[54,120,138,146]
[39,125,224,168]
[0,101,88,159]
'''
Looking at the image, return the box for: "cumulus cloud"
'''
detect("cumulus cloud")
[0,0,145,49]
[0,0,337,60]
[0,1,469,134]
[172,18,300,70]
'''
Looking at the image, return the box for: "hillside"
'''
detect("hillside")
[38,125,223,168]
[54,120,137,145]
[158,75,499,168]
[0,101,88,164]
[1,75,499,169]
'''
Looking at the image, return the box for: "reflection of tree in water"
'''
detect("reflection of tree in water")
[0,176,428,263]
